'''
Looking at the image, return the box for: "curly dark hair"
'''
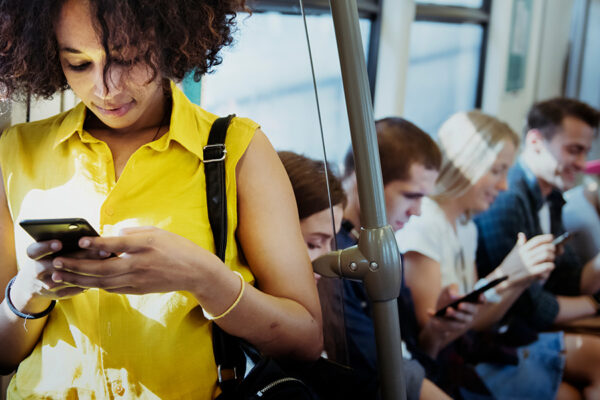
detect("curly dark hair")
[0,0,245,100]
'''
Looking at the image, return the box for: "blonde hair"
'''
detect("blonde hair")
[433,110,520,202]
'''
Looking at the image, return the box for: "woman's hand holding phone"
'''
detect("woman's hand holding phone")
[25,240,111,297]
[420,283,482,357]
[14,218,114,307]
[434,277,506,317]
[19,220,235,316]
[48,226,215,296]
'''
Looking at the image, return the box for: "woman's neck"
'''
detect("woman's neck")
[435,197,466,231]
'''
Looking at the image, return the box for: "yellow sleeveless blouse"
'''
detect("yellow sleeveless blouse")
[0,84,258,399]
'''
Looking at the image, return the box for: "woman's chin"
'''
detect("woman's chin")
[471,202,490,214]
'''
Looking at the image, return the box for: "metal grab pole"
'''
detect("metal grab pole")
[327,1,406,399]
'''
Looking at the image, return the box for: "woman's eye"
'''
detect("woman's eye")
[307,243,320,250]
[68,62,91,72]
[491,166,505,175]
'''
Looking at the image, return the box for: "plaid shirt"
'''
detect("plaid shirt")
[474,161,583,331]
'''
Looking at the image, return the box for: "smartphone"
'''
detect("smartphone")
[19,218,100,256]
[435,276,509,317]
[552,231,573,246]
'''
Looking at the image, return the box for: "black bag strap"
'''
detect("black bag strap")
[204,114,234,261]
[204,114,246,393]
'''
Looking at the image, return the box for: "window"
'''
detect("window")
[416,0,483,7]
[404,22,483,136]
[404,0,490,137]
[185,1,379,165]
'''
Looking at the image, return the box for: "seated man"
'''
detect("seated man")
[475,98,600,334]
[341,117,477,399]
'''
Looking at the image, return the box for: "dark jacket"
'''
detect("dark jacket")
[474,161,583,334]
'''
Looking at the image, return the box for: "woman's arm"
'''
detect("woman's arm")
[404,251,443,328]
[0,165,49,372]
[554,295,598,323]
[403,251,477,357]
[218,128,323,359]
[469,279,529,331]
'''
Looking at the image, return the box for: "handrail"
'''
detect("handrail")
[312,1,406,399]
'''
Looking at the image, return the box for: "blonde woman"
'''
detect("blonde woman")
[397,111,600,399]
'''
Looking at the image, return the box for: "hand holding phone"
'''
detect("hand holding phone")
[19,218,100,257]
[435,276,508,317]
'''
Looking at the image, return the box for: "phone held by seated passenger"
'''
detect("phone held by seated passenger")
[19,217,100,257]
[435,276,509,317]
[552,231,573,246]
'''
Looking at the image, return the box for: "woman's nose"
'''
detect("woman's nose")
[91,65,107,97]
[93,65,122,99]
[497,176,508,191]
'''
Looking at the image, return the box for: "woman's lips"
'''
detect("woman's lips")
[485,194,497,204]
[95,101,134,117]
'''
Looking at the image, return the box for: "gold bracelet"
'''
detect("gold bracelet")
[203,271,246,321]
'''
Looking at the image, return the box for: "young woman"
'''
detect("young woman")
[0,1,322,398]
[278,151,346,362]
[397,110,600,399]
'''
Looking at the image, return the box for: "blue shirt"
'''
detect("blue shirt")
[338,221,429,400]
[337,221,379,378]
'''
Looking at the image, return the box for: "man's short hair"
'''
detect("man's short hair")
[527,98,600,140]
[343,117,442,185]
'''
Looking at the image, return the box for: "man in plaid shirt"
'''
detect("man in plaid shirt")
[475,98,600,337]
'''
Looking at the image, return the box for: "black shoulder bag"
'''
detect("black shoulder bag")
[204,115,318,400]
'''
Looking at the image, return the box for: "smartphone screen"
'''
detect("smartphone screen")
[552,231,573,246]
[435,276,508,317]
[19,218,100,256]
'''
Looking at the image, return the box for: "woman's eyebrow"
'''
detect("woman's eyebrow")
[402,191,425,199]
[311,232,333,241]
[59,47,82,54]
